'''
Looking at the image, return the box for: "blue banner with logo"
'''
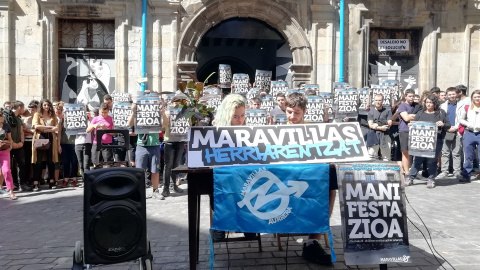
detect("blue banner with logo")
[212,164,331,234]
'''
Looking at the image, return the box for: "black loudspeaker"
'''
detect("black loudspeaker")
[83,167,147,265]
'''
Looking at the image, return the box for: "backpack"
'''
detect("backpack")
[3,109,16,128]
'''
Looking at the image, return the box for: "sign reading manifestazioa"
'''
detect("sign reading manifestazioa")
[245,109,268,126]
[232,73,250,95]
[218,64,232,88]
[305,96,325,123]
[135,92,161,134]
[270,81,288,98]
[409,121,437,158]
[187,123,369,168]
[113,102,132,129]
[336,163,410,265]
[169,108,190,141]
[64,104,87,135]
[336,88,359,119]
[358,88,370,115]
[254,70,272,92]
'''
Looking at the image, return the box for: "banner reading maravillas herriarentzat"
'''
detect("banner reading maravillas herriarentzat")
[187,122,369,168]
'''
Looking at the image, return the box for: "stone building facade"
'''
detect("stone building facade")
[1,0,479,104]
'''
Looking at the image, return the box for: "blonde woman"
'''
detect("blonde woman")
[32,99,60,191]
[213,93,246,126]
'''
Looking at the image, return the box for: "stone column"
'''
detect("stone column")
[0,0,12,102]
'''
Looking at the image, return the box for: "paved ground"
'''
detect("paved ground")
[1,175,479,270]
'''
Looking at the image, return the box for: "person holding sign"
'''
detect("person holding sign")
[397,89,418,176]
[458,89,480,183]
[406,94,450,188]
[127,104,162,200]
[285,92,336,265]
[87,103,113,166]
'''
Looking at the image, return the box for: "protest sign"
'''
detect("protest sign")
[304,84,320,96]
[286,89,299,96]
[305,95,326,123]
[270,81,288,98]
[111,91,131,103]
[260,94,275,112]
[382,80,402,105]
[135,92,162,134]
[218,64,232,88]
[336,88,359,119]
[113,102,132,129]
[336,163,410,265]
[245,109,268,126]
[409,121,437,158]
[165,94,176,105]
[254,70,272,92]
[200,94,222,113]
[272,113,287,125]
[187,122,370,167]
[64,104,87,136]
[319,92,334,121]
[231,73,250,96]
[358,88,370,115]
[246,88,260,100]
[203,86,222,96]
[371,85,392,109]
[169,107,190,141]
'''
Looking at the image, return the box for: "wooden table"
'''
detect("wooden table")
[172,165,213,270]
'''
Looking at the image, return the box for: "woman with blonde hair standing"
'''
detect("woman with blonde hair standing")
[213,93,246,126]
[459,89,480,182]
[32,99,60,191]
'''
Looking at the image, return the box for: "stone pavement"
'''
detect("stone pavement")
[1,176,479,270]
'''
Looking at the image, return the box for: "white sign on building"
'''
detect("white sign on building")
[378,39,410,51]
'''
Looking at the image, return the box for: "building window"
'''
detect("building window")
[59,19,115,49]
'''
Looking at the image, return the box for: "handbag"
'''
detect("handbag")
[0,140,11,150]
[458,105,469,136]
[34,139,51,150]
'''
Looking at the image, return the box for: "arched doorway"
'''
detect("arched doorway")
[195,18,291,85]
[177,0,312,87]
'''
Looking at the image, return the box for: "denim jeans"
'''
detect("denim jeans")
[409,139,443,180]
[462,131,480,178]
[163,141,185,190]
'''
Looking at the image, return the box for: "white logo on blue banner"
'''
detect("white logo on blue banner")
[212,164,331,234]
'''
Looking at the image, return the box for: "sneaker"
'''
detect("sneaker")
[404,177,413,186]
[20,184,32,192]
[436,172,448,179]
[161,189,170,198]
[152,189,165,200]
[33,185,40,192]
[426,179,435,188]
[454,173,462,180]
[173,185,183,193]
[302,240,332,265]
[212,230,225,241]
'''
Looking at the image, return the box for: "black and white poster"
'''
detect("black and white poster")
[169,108,189,141]
[304,84,320,96]
[245,109,268,126]
[409,121,437,158]
[272,113,287,125]
[64,104,87,136]
[187,122,370,167]
[203,86,222,96]
[201,94,223,113]
[336,163,410,265]
[218,64,232,88]
[59,53,114,110]
[382,80,402,106]
[371,85,392,109]
[135,93,161,134]
[305,96,326,123]
[336,88,359,119]
[111,91,131,103]
[358,88,370,115]
[270,81,288,98]
[260,94,275,112]
[113,102,132,129]
[333,82,351,112]
[319,92,334,120]
[232,73,250,96]
[246,88,261,100]
[254,70,272,92]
